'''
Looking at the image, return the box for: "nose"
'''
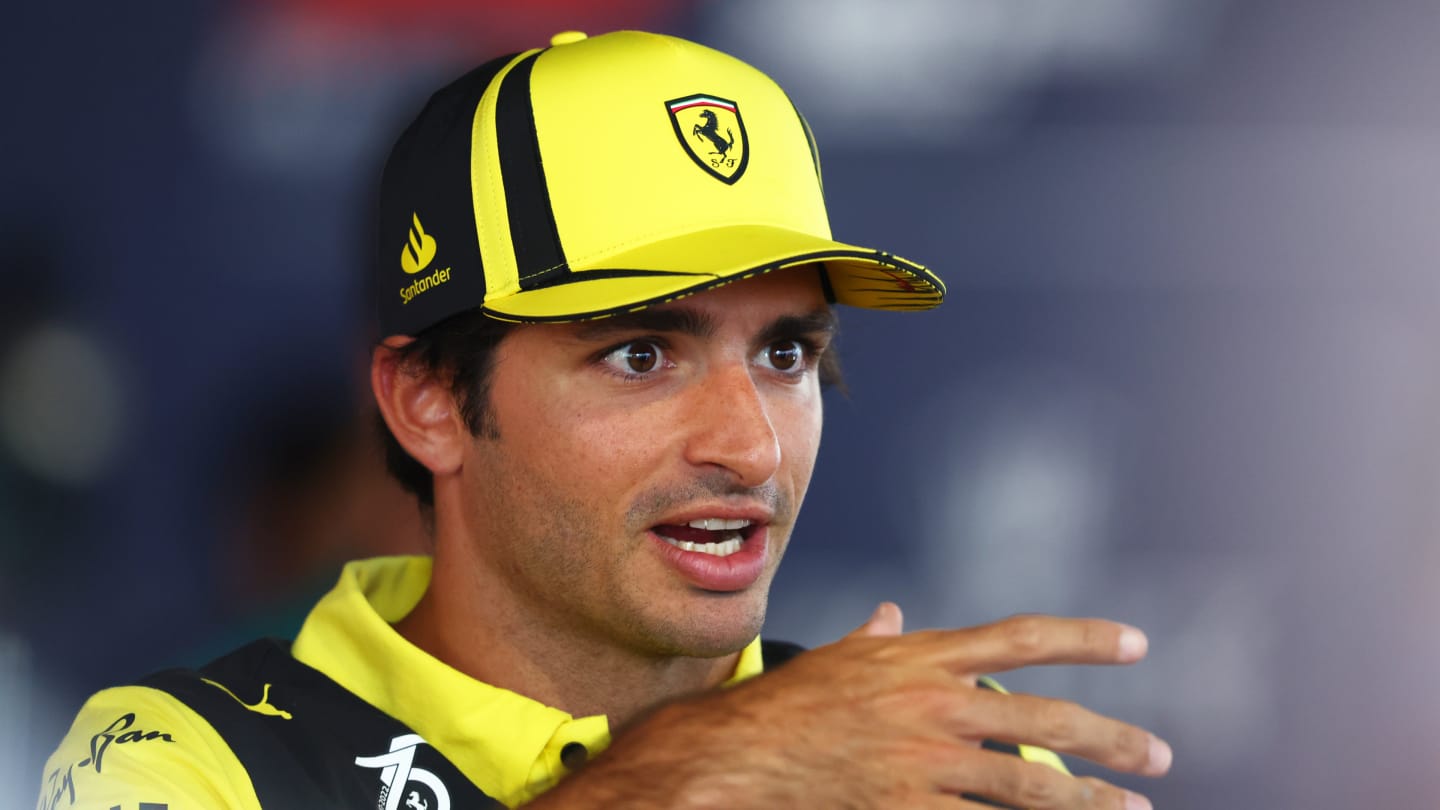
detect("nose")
[682,360,782,488]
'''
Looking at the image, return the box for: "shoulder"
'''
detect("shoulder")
[37,681,262,810]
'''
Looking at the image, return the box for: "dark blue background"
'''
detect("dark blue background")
[7,2,1440,807]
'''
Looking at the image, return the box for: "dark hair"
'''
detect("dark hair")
[377,310,515,508]
[377,309,845,509]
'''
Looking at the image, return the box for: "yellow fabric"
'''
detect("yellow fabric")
[482,225,943,322]
[531,33,831,275]
[37,556,765,809]
[290,556,763,806]
[462,30,943,321]
[37,557,1063,809]
[37,685,264,810]
[471,49,542,301]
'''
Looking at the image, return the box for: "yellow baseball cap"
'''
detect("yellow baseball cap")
[377,30,944,335]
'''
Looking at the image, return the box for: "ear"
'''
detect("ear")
[371,336,467,480]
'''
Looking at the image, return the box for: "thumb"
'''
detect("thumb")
[848,601,904,639]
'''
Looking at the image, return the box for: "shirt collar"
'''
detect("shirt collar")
[291,556,765,807]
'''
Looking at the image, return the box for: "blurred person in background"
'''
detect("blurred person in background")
[37,30,1170,809]
[188,387,429,666]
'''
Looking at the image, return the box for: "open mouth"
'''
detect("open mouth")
[651,518,758,558]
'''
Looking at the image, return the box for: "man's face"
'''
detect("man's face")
[458,268,832,659]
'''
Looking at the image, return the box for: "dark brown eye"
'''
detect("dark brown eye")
[625,342,659,373]
[602,340,664,376]
[763,340,803,371]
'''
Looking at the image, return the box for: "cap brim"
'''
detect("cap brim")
[480,224,945,322]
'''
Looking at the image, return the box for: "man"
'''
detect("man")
[39,30,1170,809]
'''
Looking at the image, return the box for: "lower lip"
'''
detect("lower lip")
[647,526,769,592]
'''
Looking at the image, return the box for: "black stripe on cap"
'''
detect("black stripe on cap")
[495,51,569,291]
[376,51,519,338]
[793,103,823,193]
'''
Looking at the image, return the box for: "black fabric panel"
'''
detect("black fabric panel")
[759,638,806,669]
[792,103,823,193]
[137,635,1040,808]
[495,51,569,290]
[375,52,518,337]
[141,639,504,810]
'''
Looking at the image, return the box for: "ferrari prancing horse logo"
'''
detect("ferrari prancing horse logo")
[666,94,749,184]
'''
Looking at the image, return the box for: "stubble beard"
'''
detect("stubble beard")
[495,471,794,661]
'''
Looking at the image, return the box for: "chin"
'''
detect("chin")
[643,591,768,659]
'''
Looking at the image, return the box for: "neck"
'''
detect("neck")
[395,527,740,726]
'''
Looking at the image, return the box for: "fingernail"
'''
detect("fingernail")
[1148,735,1173,775]
[1125,791,1153,810]
[1118,626,1148,661]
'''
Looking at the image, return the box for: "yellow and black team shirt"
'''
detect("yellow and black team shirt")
[37,556,1065,810]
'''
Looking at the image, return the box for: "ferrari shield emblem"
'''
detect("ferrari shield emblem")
[666,94,749,184]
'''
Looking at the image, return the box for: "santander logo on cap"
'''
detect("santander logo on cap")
[398,212,452,306]
[400,213,438,275]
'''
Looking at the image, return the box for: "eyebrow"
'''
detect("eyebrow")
[572,307,837,344]
[756,309,838,346]
[573,308,719,340]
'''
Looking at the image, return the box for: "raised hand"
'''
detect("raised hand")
[535,607,1171,809]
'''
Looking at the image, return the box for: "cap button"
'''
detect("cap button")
[550,31,587,46]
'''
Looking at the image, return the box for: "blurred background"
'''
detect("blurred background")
[5,0,1440,807]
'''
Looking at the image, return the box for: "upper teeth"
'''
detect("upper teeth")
[686,518,752,531]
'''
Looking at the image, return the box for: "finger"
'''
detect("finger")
[937,748,1148,810]
[911,615,1148,674]
[949,689,1172,777]
[923,800,996,810]
[905,798,996,810]
[846,601,904,639]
